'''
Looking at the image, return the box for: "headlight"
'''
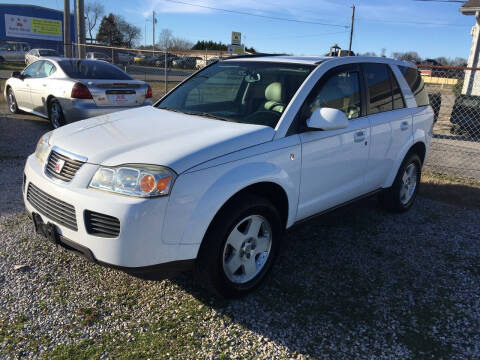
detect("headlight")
[35,131,52,165]
[89,164,176,198]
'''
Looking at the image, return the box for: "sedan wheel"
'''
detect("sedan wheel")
[49,100,66,129]
[7,88,18,114]
[400,163,417,205]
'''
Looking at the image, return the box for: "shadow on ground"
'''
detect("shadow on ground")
[174,190,480,358]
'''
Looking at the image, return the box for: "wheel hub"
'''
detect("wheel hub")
[240,238,256,259]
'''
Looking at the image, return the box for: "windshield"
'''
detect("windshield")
[38,49,57,56]
[58,59,131,80]
[156,61,314,128]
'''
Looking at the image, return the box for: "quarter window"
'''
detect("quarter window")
[398,65,429,107]
[307,70,362,120]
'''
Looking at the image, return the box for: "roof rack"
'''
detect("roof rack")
[225,53,288,60]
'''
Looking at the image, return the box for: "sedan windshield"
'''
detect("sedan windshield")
[58,59,132,80]
[156,61,314,128]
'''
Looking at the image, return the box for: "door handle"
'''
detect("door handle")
[401,121,409,131]
[354,130,366,143]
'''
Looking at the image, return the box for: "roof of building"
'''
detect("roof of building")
[460,0,480,15]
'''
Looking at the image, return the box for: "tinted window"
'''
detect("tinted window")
[399,65,429,107]
[364,63,393,114]
[307,70,361,120]
[58,60,131,80]
[390,68,405,110]
[22,61,43,78]
[38,49,58,56]
[157,61,314,128]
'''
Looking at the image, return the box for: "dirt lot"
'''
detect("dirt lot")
[1,107,480,359]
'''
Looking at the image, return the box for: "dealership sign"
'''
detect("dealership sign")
[5,14,62,41]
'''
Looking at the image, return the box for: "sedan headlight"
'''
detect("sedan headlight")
[35,131,52,165]
[89,164,176,198]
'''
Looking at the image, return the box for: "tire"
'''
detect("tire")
[6,87,19,114]
[195,194,283,298]
[379,153,422,212]
[48,99,66,129]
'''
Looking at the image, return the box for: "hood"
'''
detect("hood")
[50,106,275,173]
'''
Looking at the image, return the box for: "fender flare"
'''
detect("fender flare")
[383,128,427,188]
[164,160,298,249]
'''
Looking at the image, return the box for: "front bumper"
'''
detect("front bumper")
[60,99,153,123]
[23,153,197,271]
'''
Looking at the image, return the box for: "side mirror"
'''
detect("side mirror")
[306,107,349,131]
[11,71,22,79]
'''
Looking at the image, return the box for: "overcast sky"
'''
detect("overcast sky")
[8,0,476,59]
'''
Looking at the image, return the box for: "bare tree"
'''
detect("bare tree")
[117,17,141,48]
[85,1,104,41]
[169,37,193,51]
[158,28,173,50]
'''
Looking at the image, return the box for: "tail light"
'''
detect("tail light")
[71,83,93,99]
[146,85,152,99]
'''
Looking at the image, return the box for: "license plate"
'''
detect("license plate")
[32,213,59,245]
[108,94,134,105]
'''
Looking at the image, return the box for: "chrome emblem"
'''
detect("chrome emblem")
[55,159,65,173]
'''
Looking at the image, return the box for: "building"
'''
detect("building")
[0,3,75,54]
[460,0,480,95]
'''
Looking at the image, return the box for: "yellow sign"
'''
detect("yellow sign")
[31,18,62,36]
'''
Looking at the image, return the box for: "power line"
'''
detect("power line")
[358,17,471,27]
[161,0,350,28]
[413,0,466,3]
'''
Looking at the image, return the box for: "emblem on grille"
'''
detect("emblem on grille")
[55,159,65,173]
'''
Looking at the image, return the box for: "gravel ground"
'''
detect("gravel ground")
[1,111,480,359]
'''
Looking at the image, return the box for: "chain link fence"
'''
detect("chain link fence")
[421,65,480,180]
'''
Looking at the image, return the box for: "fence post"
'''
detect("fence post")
[164,50,167,95]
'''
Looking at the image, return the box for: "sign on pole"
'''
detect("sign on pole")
[231,31,241,46]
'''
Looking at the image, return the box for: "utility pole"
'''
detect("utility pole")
[63,0,71,57]
[75,0,86,58]
[348,4,355,54]
[152,10,156,54]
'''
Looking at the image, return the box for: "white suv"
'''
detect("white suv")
[23,55,433,297]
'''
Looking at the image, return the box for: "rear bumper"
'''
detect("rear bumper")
[60,99,153,123]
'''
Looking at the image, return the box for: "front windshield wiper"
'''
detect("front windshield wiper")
[157,106,183,113]
[184,111,229,121]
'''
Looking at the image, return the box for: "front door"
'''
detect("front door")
[296,65,371,221]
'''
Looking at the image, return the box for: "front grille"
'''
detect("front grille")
[27,183,77,231]
[84,210,120,238]
[46,150,85,182]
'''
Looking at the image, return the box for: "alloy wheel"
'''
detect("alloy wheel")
[400,163,418,205]
[222,215,272,284]
[7,89,16,113]
[50,102,61,128]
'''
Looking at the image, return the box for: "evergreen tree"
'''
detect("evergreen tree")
[96,13,123,46]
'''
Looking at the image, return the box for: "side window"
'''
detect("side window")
[398,65,429,107]
[390,68,405,110]
[306,70,361,120]
[39,61,56,77]
[22,61,43,78]
[364,63,393,114]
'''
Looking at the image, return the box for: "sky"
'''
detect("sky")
[8,0,477,59]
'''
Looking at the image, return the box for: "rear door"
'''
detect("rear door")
[30,60,57,115]
[363,62,412,190]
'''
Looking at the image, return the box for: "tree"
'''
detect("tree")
[96,14,123,46]
[191,40,227,51]
[158,28,173,50]
[117,17,141,48]
[391,51,421,63]
[358,51,377,57]
[85,1,104,41]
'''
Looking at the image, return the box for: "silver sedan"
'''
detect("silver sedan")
[4,58,153,128]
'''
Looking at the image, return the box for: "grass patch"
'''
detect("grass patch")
[0,61,24,71]
[420,171,480,209]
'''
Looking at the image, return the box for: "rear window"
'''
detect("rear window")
[38,49,58,56]
[399,65,429,107]
[58,60,131,80]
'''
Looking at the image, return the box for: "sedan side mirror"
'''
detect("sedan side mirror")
[11,71,22,79]
[306,107,349,131]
